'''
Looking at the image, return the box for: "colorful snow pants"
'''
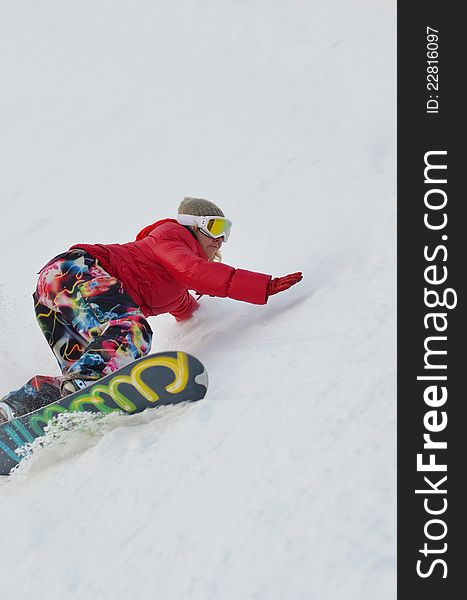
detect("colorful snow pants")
[2,250,153,416]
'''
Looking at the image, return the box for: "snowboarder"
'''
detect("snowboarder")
[0,197,302,423]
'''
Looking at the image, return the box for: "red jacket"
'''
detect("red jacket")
[70,219,271,320]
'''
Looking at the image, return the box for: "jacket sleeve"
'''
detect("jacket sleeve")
[147,231,271,305]
[169,291,199,322]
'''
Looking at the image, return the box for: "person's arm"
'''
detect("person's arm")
[147,232,271,304]
[147,231,303,304]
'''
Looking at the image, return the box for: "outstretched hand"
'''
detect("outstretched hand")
[267,272,303,297]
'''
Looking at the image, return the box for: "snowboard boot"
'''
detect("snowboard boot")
[59,374,96,397]
[0,376,62,422]
[0,374,96,423]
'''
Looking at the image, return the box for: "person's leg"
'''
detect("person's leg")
[1,251,152,419]
[35,250,153,381]
[0,253,90,419]
[34,297,89,374]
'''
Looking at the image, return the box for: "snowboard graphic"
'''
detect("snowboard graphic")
[0,351,208,476]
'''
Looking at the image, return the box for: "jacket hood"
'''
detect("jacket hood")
[135,218,179,241]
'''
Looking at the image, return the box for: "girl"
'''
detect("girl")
[0,197,302,423]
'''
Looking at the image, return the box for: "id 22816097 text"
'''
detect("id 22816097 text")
[426,26,439,115]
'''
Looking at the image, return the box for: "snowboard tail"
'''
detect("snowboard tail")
[0,351,208,476]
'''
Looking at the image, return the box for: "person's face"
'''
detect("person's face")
[194,228,223,260]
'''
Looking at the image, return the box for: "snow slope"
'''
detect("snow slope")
[0,1,396,599]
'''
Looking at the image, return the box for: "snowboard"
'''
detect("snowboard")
[0,351,208,476]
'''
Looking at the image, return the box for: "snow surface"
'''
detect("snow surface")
[0,1,396,599]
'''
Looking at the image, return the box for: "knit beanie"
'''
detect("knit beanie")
[178,196,225,218]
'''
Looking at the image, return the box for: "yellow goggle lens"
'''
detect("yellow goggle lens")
[206,218,231,238]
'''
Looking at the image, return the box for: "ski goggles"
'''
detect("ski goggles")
[177,214,232,242]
